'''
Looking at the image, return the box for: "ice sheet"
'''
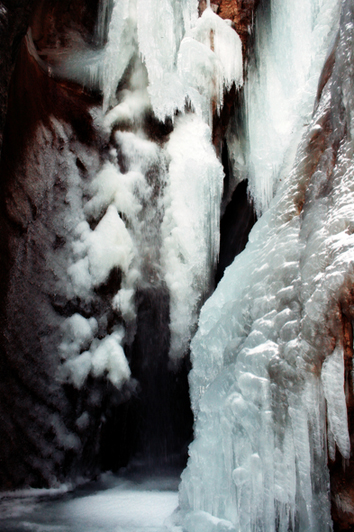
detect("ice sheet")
[0,475,179,532]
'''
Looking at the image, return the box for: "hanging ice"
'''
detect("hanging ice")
[39,0,246,398]
[161,113,224,360]
[101,0,242,122]
[244,0,341,214]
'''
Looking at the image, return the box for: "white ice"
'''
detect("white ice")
[100,0,242,122]
[56,0,241,368]
[161,113,224,360]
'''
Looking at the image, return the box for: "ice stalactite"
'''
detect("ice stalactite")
[46,0,243,125]
[179,0,354,530]
[161,114,223,360]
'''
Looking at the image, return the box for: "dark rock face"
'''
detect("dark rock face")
[0,0,35,153]
[30,0,99,51]
[101,286,193,473]
[0,38,108,488]
[216,178,256,284]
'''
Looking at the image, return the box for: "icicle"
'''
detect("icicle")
[99,0,242,122]
[95,0,114,45]
[321,344,350,460]
[102,0,138,111]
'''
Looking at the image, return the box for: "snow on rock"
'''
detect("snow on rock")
[59,320,130,389]
[91,330,131,387]
[59,314,98,361]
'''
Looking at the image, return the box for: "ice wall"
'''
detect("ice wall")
[100,0,242,122]
[180,0,354,530]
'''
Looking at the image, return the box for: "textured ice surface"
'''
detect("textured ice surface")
[20,0,243,374]
[60,125,166,385]
[321,344,350,460]
[180,1,354,531]
[54,0,239,371]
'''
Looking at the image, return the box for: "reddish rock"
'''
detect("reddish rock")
[0,0,35,153]
[30,0,98,51]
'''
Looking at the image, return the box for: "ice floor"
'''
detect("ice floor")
[0,473,180,532]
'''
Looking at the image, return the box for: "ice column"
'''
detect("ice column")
[161,114,223,361]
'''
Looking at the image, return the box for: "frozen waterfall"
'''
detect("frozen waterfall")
[1,0,354,530]
[53,0,243,374]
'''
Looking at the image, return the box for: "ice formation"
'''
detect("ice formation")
[36,0,242,124]
[32,0,243,392]
[100,0,242,122]
[0,475,179,531]
[179,0,354,531]
[161,113,223,360]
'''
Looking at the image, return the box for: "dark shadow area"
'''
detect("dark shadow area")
[216,178,256,284]
[99,286,194,474]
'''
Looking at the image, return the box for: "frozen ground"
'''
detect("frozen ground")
[0,473,180,532]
